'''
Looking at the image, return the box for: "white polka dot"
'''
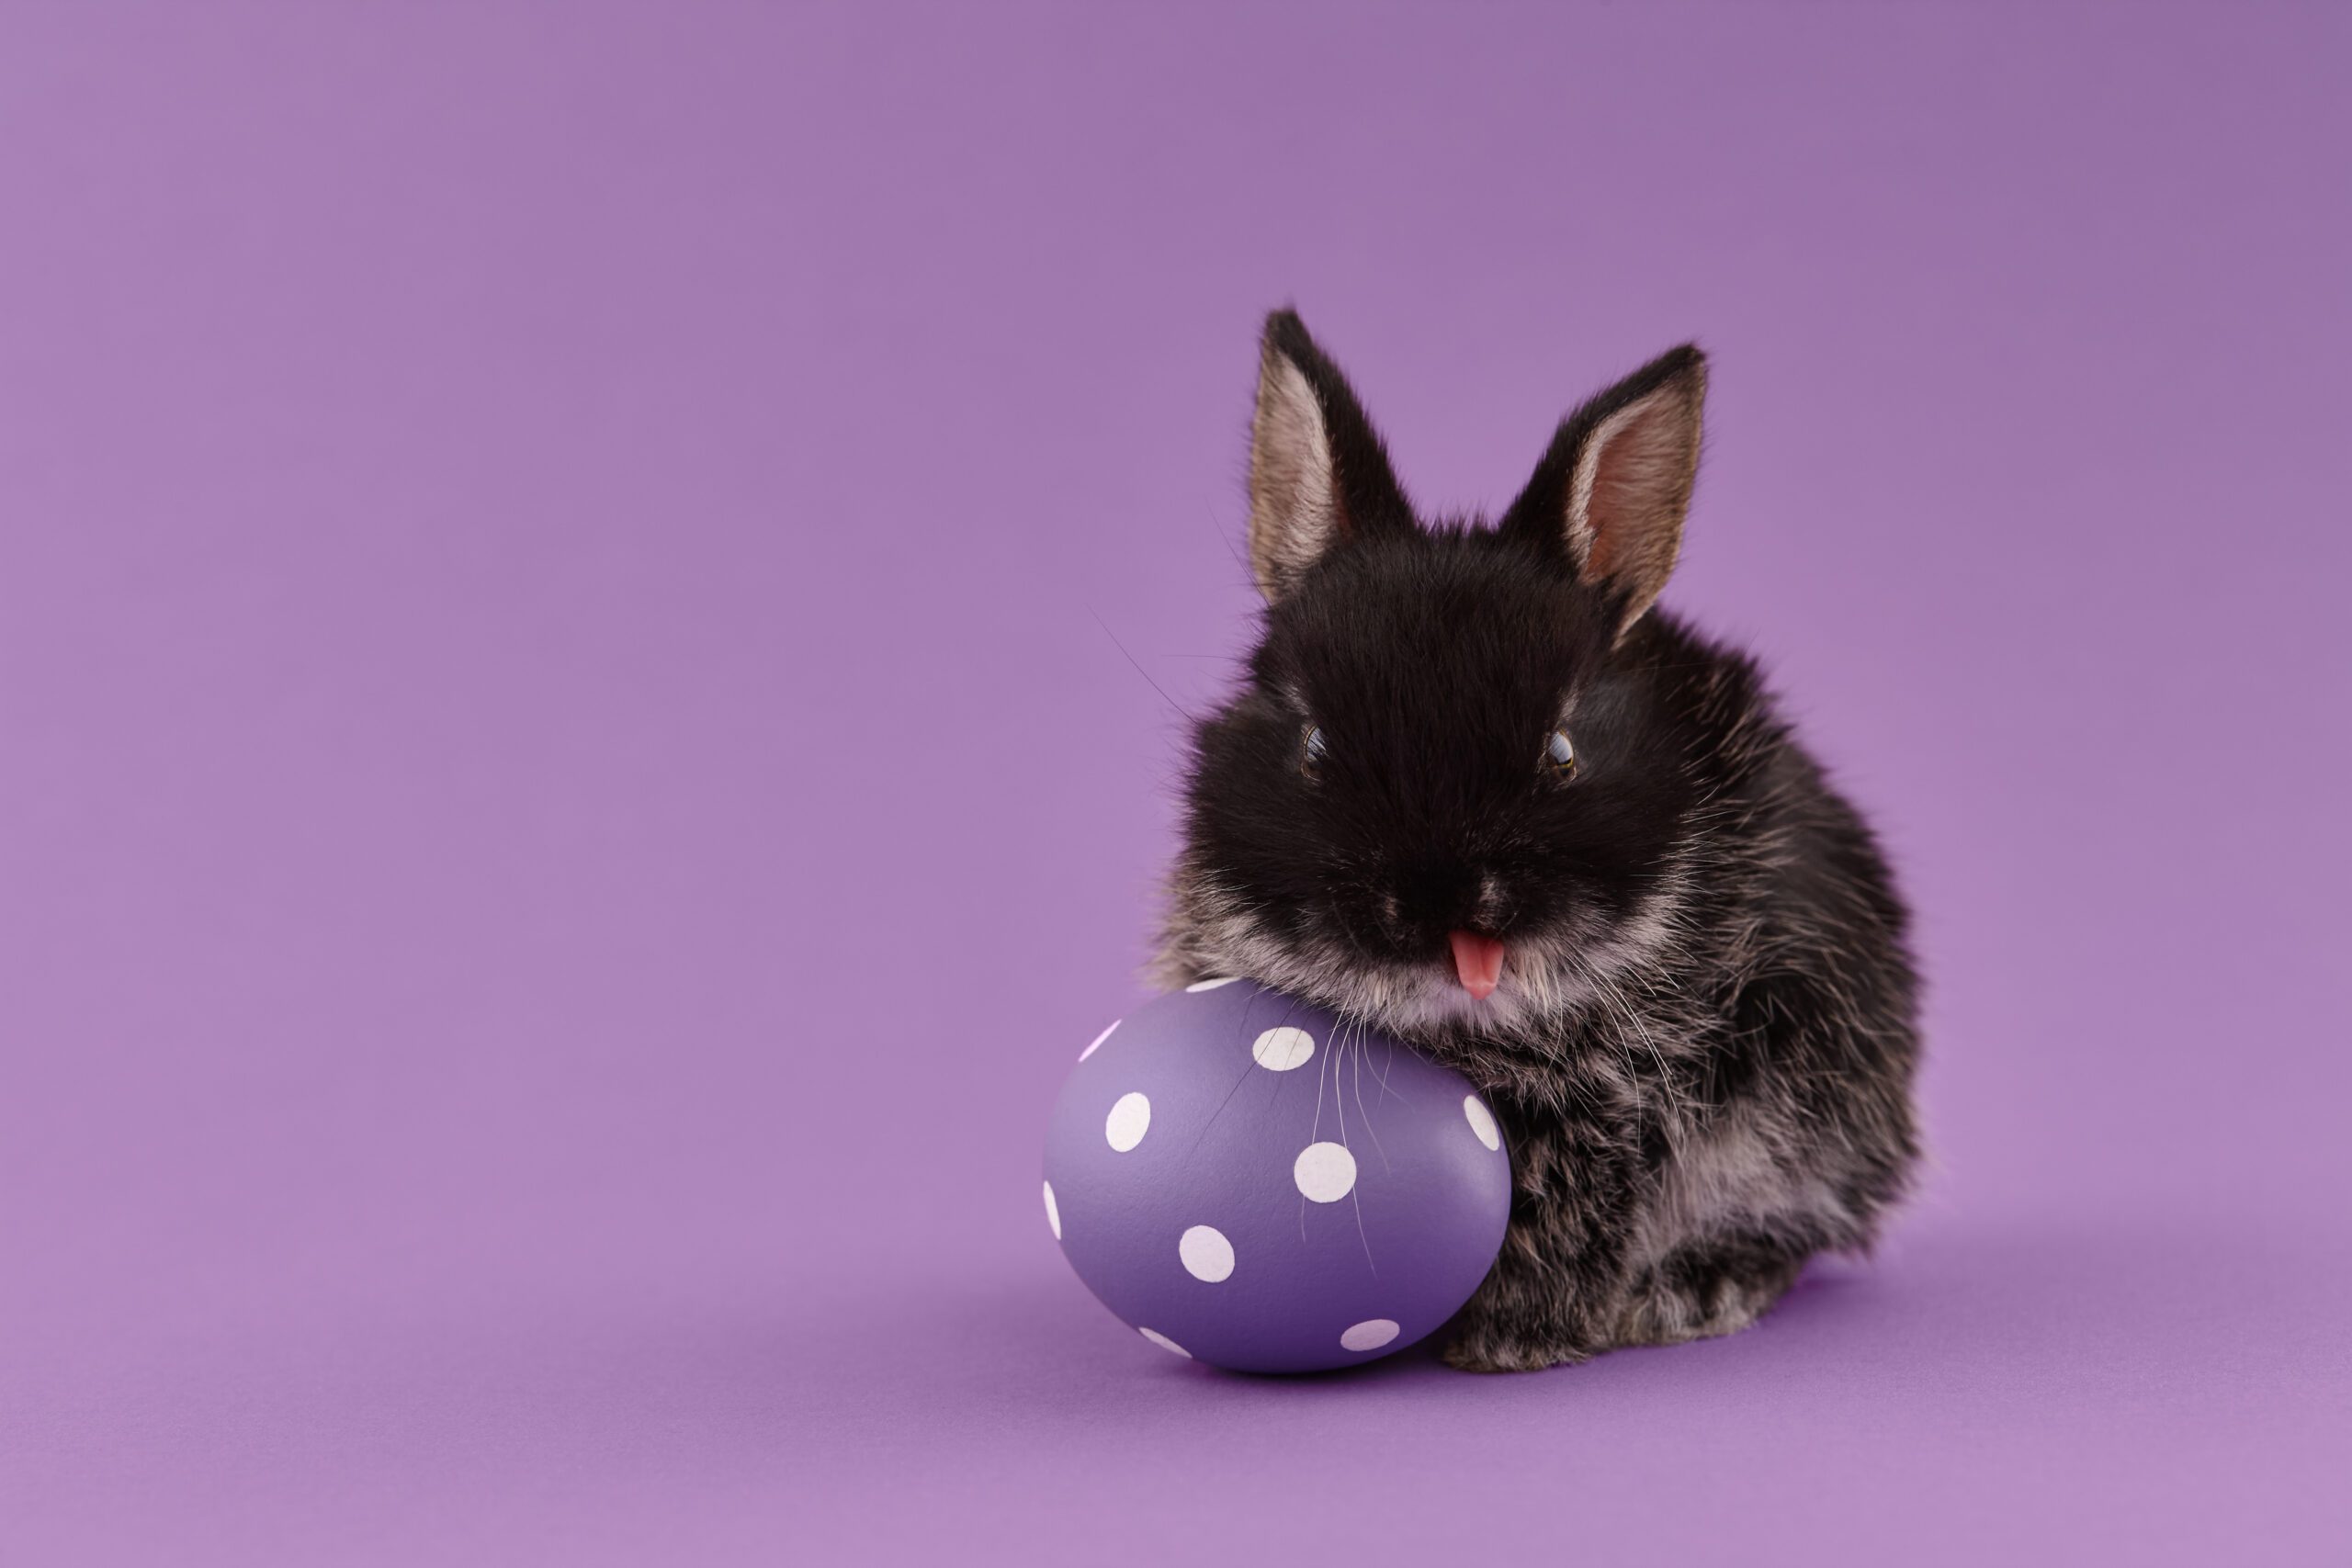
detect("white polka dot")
[1179,1224,1235,1282]
[1464,1095,1501,1152]
[1105,1091,1151,1152]
[1340,1318,1400,1352]
[1292,1141,1358,1203]
[1184,976,1243,992]
[1042,1179,1061,1240]
[1079,1021,1118,1061]
[1251,1026,1317,1071]
[1137,1326,1192,1358]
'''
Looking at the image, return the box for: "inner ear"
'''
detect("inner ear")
[1248,346,1342,601]
[1571,382,1699,590]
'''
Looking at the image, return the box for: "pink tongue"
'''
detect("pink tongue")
[1449,931,1507,1000]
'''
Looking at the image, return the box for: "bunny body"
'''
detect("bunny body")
[1149,312,1921,1371]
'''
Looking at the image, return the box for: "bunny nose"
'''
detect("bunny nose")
[1449,931,1507,1000]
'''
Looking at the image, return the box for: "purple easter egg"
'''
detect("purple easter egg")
[1042,977,1510,1373]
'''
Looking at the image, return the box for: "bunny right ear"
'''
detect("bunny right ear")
[1500,344,1707,636]
[1247,309,1413,603]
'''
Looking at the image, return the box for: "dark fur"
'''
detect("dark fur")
[1150,310,1922,1371]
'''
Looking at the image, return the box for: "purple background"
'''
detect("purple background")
[2,4,2346,1563]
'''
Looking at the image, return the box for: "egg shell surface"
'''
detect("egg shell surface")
[1043,978,1511,1373]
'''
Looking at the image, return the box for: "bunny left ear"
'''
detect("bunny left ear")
[1246,309,1414,604]
[1500,344,1707,634]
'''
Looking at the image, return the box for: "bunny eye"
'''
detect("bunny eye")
[1544,728,1577,777]
[1301,724,1329,776]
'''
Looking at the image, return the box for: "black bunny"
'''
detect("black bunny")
[1150,310,1923,1371]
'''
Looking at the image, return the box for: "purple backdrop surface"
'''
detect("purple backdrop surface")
[2,4,2346,1564]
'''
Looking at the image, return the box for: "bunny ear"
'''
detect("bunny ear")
[1501,344,1707,634]
[1246,309,1413,602]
